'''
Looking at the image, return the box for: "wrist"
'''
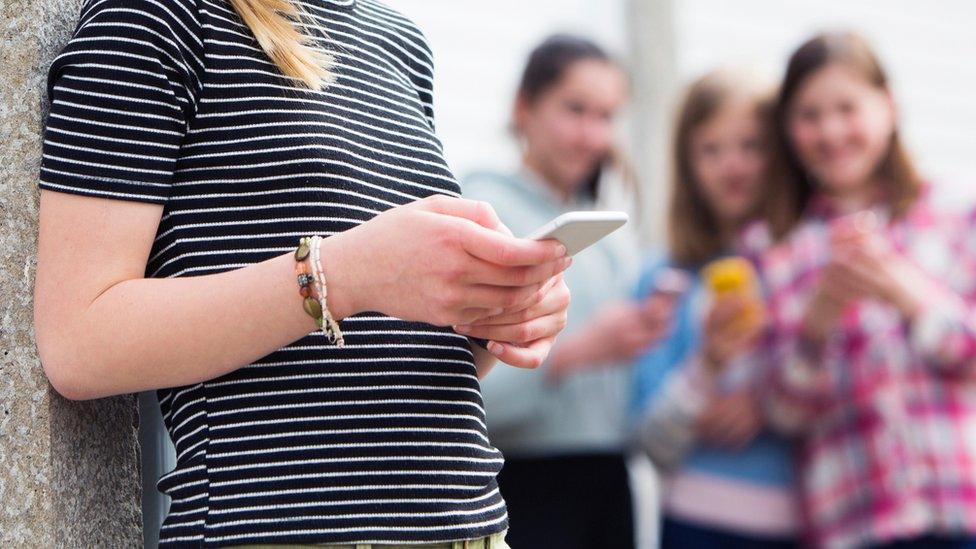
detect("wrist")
[702,345,724,374]
[892,288,924,321]
[316,232,360,320]
[545,342,572,382]
[685,357,720,398]
[546,335,589,382]
[569,327,606,367]
[471,343,498,379]
[882,256,926,320]
[886,270,925,321]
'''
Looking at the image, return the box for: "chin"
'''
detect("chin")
[565,168,597,187]
[718,205,750,223]
[825,177,866,191]
[818,168,871,192]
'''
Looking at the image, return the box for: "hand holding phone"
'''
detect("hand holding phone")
[527,211,629,256]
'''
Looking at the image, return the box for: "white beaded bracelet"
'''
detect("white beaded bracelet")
[309,235,345,347]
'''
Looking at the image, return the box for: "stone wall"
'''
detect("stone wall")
[0,0,143,545]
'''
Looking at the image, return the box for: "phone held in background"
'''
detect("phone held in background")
[634,267,690,329]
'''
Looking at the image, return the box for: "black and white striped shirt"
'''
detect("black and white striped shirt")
[39,0,508,545]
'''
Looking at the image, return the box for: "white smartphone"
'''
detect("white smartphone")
[526,211,629,256]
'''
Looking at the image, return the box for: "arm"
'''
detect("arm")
[827,216,976,376]
[909,292,976,375]
[545,296,674,383]
[632,278,769,465]
[35,192,322,399]
[628,267,704,469]
[37,2,574,400]
[756,283,843,436]
[899,225,976,373]
[35,193,570,400]
[633,353,715,471]
[759,328,840,436]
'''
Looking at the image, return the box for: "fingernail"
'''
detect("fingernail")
[488,341,504,356]
[555,244,568,257]
[490,308,505,316]
[560,257,573,269]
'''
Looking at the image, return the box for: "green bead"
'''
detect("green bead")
[315,317,324,328]
[295,242,310,261]
[303,297,322,319]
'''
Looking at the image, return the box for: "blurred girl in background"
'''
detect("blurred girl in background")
[631,69,801,548]
[462,35,670,549]
[757,32,976,549]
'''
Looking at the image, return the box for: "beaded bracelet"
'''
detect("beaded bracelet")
[310,235,344,347]
[294,236,344,347]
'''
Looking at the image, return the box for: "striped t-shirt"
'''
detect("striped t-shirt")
[39,0,508,545]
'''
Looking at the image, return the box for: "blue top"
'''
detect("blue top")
[462,169,643,456]
[631,255,795,487]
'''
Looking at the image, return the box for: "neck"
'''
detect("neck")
[522,154,574,203]
[822,180,878,215]
[717,217,742,250]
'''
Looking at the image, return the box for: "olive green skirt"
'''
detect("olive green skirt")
[226,530,509,549]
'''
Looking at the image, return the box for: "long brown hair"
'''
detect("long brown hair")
[767,31,923,231]
[667,69,774,267]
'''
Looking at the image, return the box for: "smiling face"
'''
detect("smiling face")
[690,98,768,226]
[785,62,896,197]
[516,59,629,196]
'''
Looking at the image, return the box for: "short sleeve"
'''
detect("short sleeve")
[39,0,205,205]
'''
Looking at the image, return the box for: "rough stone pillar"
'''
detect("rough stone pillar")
[627,0,678,245]
[1,0,144,545]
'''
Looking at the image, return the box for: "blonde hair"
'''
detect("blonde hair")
[228,0,335,90]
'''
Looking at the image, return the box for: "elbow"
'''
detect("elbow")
[37,343,93,401]
[763,400,811,437]
[630,421,686,473]
[34,315,97,401]
[45,367,90,401]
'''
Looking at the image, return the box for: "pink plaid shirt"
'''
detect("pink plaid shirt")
[747,189,976,548]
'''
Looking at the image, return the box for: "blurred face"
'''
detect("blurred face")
[786,63,896,196]
[690,99,767,225]
[517,59,628,196]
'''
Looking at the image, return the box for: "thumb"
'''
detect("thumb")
[417,195,506,232]
[497,221,514,237]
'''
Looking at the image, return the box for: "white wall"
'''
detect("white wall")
[393,1,629,179]
[394,1,976,217]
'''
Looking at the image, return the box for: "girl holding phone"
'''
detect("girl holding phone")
[462,35,664,549]
[757,32,976,548]
[33,0,572,546]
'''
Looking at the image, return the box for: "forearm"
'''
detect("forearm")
[909,291,976,375]
[762,333,836,435]
[633,357,713,470]
[45,251,320,399]
[546,330,600,382]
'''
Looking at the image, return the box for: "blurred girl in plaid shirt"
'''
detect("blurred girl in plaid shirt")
[753,32,976,549]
